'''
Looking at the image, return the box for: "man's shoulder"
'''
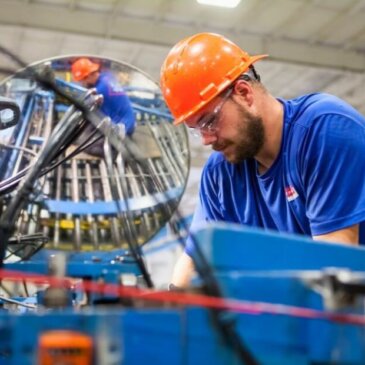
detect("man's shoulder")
[284,93,363,129]
[97,72,125,94]
[287,93,349,114]
[98,71,114,82]
[300,93,354,113]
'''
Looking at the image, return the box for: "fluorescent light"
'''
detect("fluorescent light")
[197,0,241,8]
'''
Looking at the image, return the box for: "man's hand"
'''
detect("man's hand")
[171,252,195,288]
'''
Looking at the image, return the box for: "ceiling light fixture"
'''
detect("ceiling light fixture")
[197,0,241,8]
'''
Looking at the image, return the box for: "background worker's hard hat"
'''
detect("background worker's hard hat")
[160,33,268,125]
[71,58,100,82]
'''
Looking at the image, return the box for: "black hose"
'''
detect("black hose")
[0,44,259,364]
[0,107,84,265]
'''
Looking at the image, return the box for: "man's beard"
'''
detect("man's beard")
[220,106,265,164]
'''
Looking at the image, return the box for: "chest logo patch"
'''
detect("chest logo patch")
[285,186,299,202]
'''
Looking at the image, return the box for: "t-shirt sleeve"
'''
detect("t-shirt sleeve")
[300,113,365,235]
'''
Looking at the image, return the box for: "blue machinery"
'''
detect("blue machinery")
[2,224,365,364]
[1,56,365,364]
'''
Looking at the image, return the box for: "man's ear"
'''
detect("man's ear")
[232,80,254,107]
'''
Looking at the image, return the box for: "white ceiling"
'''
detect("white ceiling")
[0,0,364,103]
[0,0,364,110]
[0,0,364,210]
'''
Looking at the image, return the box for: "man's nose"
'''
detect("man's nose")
[201,132,217,146]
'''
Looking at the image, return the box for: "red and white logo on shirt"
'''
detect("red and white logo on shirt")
[285,186,299,202]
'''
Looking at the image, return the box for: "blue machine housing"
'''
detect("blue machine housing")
[2,223,365,364]
[192,223,365,364]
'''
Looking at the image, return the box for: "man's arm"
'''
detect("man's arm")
[313,224,359,246]
[171,161,223,289]
[300,112,365,243]
[171,252,195,288]
[172,223,360,288]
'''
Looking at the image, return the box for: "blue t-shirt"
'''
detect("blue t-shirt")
[186,93,365,256]
[96,72,136,135]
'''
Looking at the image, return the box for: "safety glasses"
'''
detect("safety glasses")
[189,88,233,137]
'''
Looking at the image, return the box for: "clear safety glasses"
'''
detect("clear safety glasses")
[189,87,233,137]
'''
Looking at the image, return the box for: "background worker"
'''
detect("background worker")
[160,33,365,288]
[71,58,136,156]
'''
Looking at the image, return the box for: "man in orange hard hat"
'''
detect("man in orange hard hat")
[71,57,135,137]
[160,33,365,288]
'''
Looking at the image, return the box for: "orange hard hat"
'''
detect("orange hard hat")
[71,58,100,82]
[160,33,268,125]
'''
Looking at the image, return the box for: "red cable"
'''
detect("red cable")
[1,268,364,326]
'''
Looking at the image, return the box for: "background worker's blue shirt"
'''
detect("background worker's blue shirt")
[96,72,136,135]
[186,93,365,256]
